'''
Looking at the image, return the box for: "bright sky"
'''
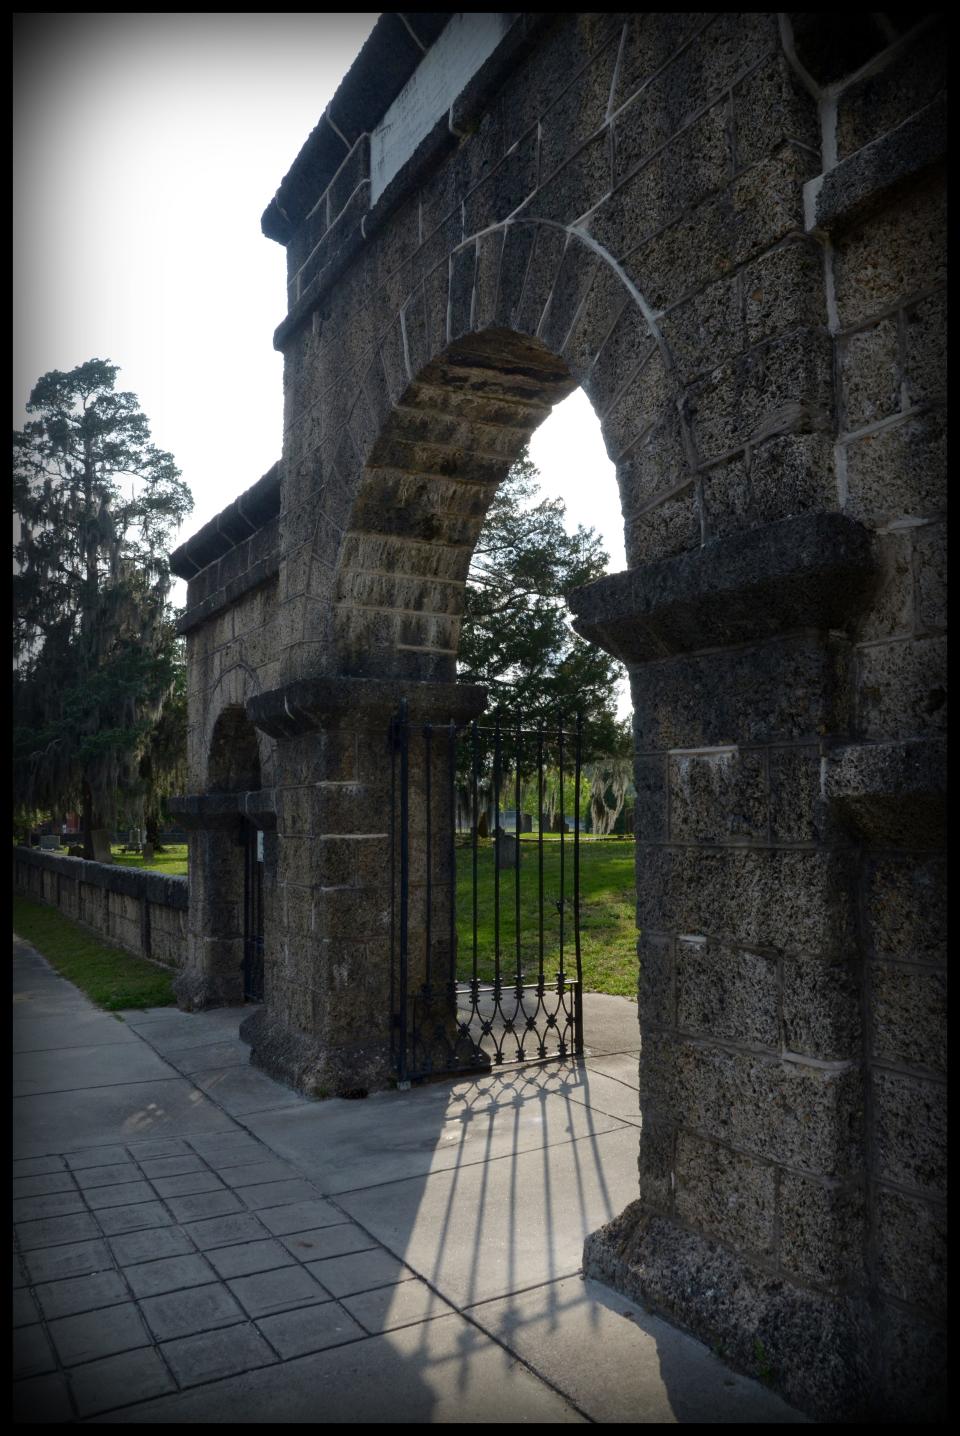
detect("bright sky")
[13,13,629,714]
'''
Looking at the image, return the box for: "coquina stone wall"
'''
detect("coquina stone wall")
[13,847,187,969]
[169,12,945,1421]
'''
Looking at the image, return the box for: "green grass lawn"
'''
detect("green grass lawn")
[98,837,638,997]
[13,895,176,1011]
[111,844,188,875]
[454,836,638,997]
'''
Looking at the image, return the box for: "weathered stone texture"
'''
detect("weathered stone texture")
[159,11,946,1422]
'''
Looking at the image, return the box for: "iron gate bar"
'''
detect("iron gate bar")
[390,709,584,1083]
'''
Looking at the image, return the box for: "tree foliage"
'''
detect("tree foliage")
[457,448,630,761]
[13,358,193,850]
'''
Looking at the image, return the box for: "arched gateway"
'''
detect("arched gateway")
[169,13,946,1421]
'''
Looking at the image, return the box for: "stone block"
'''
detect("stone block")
[616,410,689,515]
[862,854,946,962]
[872,1068,946,1194]
[855,529,913,642]
[635,845,854,956]
[733,53,819,171]
[768,744,820,843]
[633,756,667,843]
[832,169,946,328]
[778,1172,866,1290]
[472,228,505,331]
[625,488,700,566]
[742,239,825,348]
[447,243,476,343]
[856,635,946,741]
[462,130,538,236]
[637,1120,675,1211]
[675,938,779,1049]
[637,931,673,1029]
[668,747,767,844]
[601,101,730,248]
[835,21,947,162]
[876,1189,946,1316]
[730,144,816,267]
[539,37,619,179]
[871,963,946,1074]
[902,290,946,408]
[839,318,901,432]
[646,1035,863,1175]
[631,634,853,750]
[514,224,568,338]
[658,274,741,384]
[539,240,599,356]
[602,351,670,461]
[689,327,833,463]
[674,1131,777,1256]
[782,954,861,1062]
[914,520,946,633]
[562,262,630,386]
[615,14,711,111]
[491,222,538,332]
[585,300,656,418]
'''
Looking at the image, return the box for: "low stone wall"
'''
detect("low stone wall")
[13,847,188,969]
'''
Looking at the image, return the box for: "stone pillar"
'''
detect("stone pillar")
[242,676,486,1098]
[168,791,275,1010]
[570,511,887,1418]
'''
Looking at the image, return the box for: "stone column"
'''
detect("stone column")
[168,791,275,1010]
[242,676,486,1098]
[570,511,882,1418]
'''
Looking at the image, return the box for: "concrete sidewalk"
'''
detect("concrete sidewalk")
[12,936,808,1424]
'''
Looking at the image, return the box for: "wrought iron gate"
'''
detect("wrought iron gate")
[243,820,264,1001]
[390,702,583,1084]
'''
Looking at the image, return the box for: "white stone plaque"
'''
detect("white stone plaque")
[370,13,518,205]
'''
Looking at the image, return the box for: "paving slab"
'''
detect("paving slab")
[69,1347,176,1419]
[96,1312,586,1423]
[254,1301,364,1360]
[11,1371,75,1424]
[48,1300,151,1366]
[580,992,641,1055]
[181,1064,312,1116]
[13,1078,235,1158]
[138,1281,246,1340]
[123,1252,219,1298]
[12,1041,174,1095]
[158,1322,278,1389]
[172,1040,251,1073]
[583,1049,641,1088]
[469,1275,810,1424]
[339,1125,639,1309]
[10,937,817,1424]
[12,1323,58,1379]
[303,1247,415,1297]
[342,1278,456,1334]
[242,1069,630,1194]
[34,1268,129,1320]
[21,1238,115,1285]
[204,1238,297,1280]
[13,1286,41,1326]
[13,1014,139,1054]
[107,1226,196,1266]
[227,1264,331,1317]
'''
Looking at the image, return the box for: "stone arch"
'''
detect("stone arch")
[325,222,684,681]
[201,663,275,792]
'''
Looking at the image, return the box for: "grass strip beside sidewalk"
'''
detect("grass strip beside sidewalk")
[13,895,176,1011]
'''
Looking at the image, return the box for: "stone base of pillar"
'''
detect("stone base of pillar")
[583,1204,945,1424]
[239,1004,394,1100]
[173,967,244,1011]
